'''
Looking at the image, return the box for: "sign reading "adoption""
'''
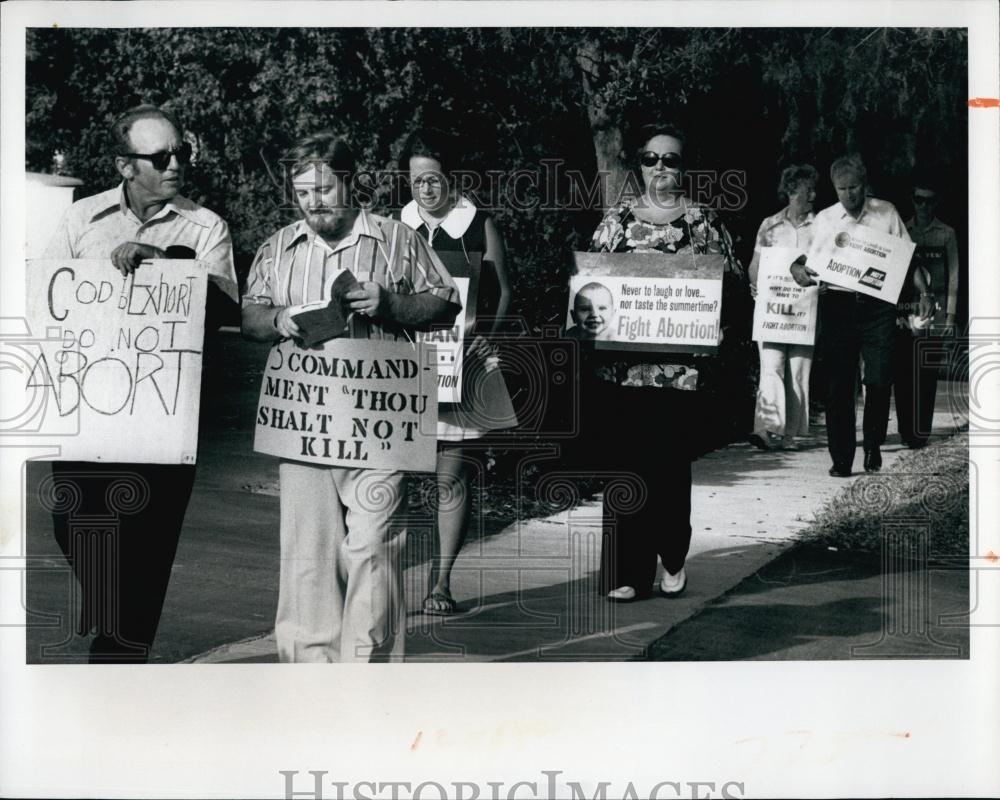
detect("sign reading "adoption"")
[254,337,438,472]
[807,223,914,303]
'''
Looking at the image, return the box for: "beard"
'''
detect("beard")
[305,208,356,239]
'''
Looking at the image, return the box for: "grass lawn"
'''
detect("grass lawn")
[799,433,969,557]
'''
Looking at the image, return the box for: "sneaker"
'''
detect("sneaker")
[658,568,687,597]
[606,585,637,603]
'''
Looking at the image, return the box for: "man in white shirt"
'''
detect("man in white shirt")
[791,154,931,477]
[43,104,237,662]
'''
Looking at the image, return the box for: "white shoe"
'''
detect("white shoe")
[606,585,637,602]
[659,568,687,596]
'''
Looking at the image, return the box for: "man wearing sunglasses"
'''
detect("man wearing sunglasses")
[42,104,237,662]
[791,154,931,478]
[892,178,960,448]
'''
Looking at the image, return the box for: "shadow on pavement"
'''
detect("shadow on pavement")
[646,545,969,661]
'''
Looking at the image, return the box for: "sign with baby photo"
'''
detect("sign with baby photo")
[568,252,725,353]
[752,247,818,346]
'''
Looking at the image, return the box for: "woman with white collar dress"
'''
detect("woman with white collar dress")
[398,127,514,616]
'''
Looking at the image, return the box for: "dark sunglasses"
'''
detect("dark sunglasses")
[122,141,192,171]
[640,151,683,170]
[912,194,936,205]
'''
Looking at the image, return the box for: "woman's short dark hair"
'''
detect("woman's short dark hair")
[778,164,819,202]
[398,127,459,176]
[284,131,356,181]
[631,122,687,164]
[110,104,183,155]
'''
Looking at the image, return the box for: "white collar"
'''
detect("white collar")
[401,195,478,239]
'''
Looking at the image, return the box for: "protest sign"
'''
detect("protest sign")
[415,250,480,403]
[751,247,818,345]
[807,221,915,303]
[23,259,208,464]
[254,337,438,472]
[570,251,724,353]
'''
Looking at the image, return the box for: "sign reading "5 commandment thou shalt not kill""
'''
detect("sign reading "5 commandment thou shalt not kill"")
[569,252,725,353]
[24,259,208,464]
[807,221,915,303]
[253,338,439,472]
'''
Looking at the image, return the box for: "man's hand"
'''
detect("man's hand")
[918,293,936,322]
[273,307,302,340]
[790,262,818,287]
[110,242,167,277]
[468,335,500,372]
[790,257,818,288]
[345,281,387,318]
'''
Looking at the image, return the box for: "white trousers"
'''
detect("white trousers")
[753,342,814,438]
[276,462,408,662]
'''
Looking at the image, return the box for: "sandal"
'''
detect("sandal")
[423,590,457,616]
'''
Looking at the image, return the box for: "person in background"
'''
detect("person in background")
[893,175,960,448]
[242,131,460,660]
[43,103,238,662]
[585,121,748,602]
[398,127,515,616]
[791,154,931,477]
[748,164,818,451]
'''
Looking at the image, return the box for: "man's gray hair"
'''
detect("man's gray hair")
[829,153,866,184]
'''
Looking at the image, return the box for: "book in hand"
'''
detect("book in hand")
[290,270,360,347]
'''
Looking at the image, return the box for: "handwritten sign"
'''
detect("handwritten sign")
[415,250,480,403]
[807,222,915,303]
[254,338,438,472]
[570,252,724,353]
[752,247,818,346]
[24,259,207,464]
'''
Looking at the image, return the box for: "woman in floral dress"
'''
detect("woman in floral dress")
[584,122,748,601]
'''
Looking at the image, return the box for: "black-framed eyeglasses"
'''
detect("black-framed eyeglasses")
[912,194,936,205]
[640,151,683,170]
[121,141,192,171]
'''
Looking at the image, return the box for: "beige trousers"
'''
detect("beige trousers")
[753,341,814,438]
[276,462,408,662]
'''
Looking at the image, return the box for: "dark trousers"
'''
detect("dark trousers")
[819,292,896,472]
[580,379,695,595]
[893,329,942,445]
[48,462,196,663]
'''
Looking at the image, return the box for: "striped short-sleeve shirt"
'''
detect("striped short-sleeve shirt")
[244,210,461,340]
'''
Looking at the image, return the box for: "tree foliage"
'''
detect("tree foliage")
[25,27,968,440]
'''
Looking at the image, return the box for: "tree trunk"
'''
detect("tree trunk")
[575,38,627,213]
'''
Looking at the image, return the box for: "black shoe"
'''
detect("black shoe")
[863,447,882,472]
[828,465,852,478]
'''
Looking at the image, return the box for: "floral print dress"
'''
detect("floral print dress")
[588,201,747,390]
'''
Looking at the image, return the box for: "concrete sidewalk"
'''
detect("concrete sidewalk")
[190,381,969,663]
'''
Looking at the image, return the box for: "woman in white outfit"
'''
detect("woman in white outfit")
[748,164,818,451]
